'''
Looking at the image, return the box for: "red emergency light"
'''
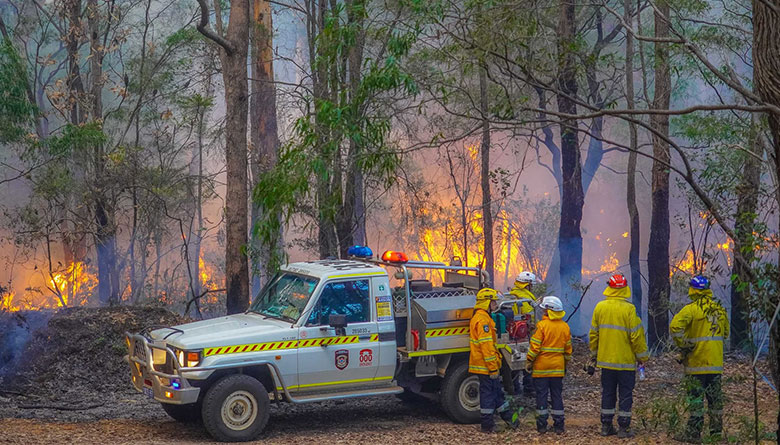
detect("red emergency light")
[381,250,409,263]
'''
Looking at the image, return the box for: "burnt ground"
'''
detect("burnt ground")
[0,307,777,444]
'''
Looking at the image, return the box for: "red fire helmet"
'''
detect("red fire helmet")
[608,273,628,288]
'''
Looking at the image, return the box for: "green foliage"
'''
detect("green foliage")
[253,3,419,268]
[47,121,108,156]
[636,388,688,435]
[0,38,37,143]
[165,26,203,47]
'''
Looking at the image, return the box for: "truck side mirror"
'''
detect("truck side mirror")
[328,314,347,336]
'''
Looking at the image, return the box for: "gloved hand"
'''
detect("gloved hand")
[676,347,693,365]
[489,372,500,380]
[525,362,533,373]
[585,356,596,376]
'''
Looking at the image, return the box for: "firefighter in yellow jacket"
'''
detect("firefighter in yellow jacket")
[525,296,572,435]
[670,275,729,443]
[589,273,649,439]
[508,271,538,320]
[469,287,517,433]
[508,271,538,396]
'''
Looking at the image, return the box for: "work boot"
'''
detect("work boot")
[617,426,635,438]
[481,423,506,434]
[601,424,617,436]
[537,424,548,434]
[499,410,519,430]
[553,424,565,435]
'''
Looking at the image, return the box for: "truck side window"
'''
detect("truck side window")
[307,279,370,326]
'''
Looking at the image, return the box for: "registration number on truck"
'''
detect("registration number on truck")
[143,387,154,399]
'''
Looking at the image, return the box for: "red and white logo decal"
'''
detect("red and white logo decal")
[335,349,349,370]
[359,348,373,367]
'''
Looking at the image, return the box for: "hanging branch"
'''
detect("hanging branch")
[565,280,593,323]
[195,0,235,55]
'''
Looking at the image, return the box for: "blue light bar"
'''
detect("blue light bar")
[347,245,373,258]
[172,379,181,390]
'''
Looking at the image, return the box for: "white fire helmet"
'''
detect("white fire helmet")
[540,296,563,312]
[516,271,537,283]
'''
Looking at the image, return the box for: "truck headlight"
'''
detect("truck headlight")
[186,351,201,367]
[152,348,167,366]
[173,348,201,368]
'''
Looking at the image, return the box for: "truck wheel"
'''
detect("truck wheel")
[201,374,270,442]
[161,402,201,423]
[440,360,480,424]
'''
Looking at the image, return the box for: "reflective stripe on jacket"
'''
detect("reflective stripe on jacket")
[469,308,501,374]
[589,286,649,371]
[669,289,729,375]
[527,312,572,377]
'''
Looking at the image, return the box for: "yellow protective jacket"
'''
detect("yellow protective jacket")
[527,311,572,377]
[589,286,649,371]
[469,307,501,375]
[508,282,537,318]
[669,289,729,375]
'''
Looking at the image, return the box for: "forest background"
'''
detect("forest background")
[0,0,779,403]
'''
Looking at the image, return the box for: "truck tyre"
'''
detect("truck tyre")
[161,402,201,423]
[201,374,270,442]
[439,360,480,424]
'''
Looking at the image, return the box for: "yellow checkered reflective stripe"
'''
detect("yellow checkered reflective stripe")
[425,326,469,337]
[203,333,380,357]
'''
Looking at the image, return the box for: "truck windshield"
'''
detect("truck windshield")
[249,273,319,322]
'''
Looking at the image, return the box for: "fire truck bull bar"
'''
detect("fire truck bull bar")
[124,332,336,405]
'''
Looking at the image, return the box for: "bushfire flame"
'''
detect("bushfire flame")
[411,209,534,288]
[1,262,98,312]
[198,256,221,304]
[48,261,97,307]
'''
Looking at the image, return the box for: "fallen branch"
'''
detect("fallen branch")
[19,402,105,411]
[0,389,25,396]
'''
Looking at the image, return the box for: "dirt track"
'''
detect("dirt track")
[0,394,671,445]
[1,364,777,445]
[0,308,775,444]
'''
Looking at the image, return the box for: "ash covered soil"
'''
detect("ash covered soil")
[0,307,777,444]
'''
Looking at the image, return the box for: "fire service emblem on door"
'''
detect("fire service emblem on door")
[335,349,349,370]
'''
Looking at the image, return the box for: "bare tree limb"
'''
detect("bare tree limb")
[195,0,235,55]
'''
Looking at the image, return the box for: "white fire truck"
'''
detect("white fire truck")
[125,250,532,441]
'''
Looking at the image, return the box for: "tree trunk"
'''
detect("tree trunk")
[311,0,338,259]
[730,118,761,349]
[249,0,280,294]
[479,63,493,286]
[207,0,251,314]
[187,100,206,316]
[556,0,584,321]
[647,0,672,347]
[753,1,780,411]
[62,0,87,275]
[624,0,642,311]
[337,0,366,257]
[87,0,118,306]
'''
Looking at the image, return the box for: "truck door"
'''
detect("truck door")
[372,276,396,382]
[297,279,382,391]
